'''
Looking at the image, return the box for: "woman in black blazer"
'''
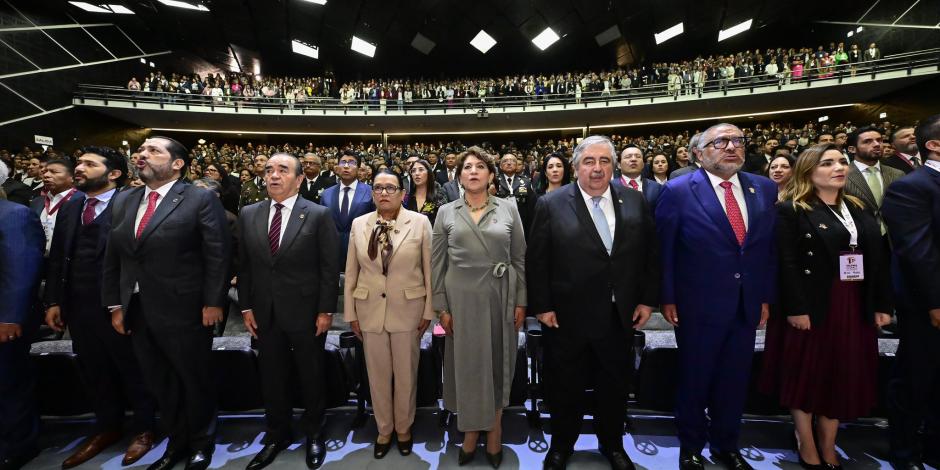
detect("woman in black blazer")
[760,143,892,469]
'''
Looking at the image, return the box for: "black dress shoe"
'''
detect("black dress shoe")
[396,437,413,456]
[600,448,636,470]
[146,449,186,470]
[0,446,38,470]
[373,438,392,459]
[823,464,842,470]
[486,450,503,468]
[305,437,325,469]
[247,442,288,470]
[712,450,754,470]
[542,450,569,470]
[679,449,706,470]
[184,450,212,470]
[457,447,476,466]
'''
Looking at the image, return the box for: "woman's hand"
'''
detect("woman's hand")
[787,314,811,331]
[350,320,362,340]
[874,312,892,328]
[439,312,453,336]
[514,306,526,332]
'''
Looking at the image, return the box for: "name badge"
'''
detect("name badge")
[839,250,864,281]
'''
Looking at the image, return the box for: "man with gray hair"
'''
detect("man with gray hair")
[528,135,659,470]
[656,123,778,470]
[670,133,703,179]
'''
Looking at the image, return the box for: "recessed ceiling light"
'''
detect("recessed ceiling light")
[470,30,497,54]
[531,27,560,51]
[301,0,327,4]
[106,4,134,14]
[157,0,209,12]
[351,36,376,57]
[717,19,752,42]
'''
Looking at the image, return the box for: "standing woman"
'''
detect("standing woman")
[760,144,892,469]
[534,153,571,195]
[432,146,526,468]
[646,152,672,185]
[404,159,447,226]
[344,169,433,459]
[766,154,796,200]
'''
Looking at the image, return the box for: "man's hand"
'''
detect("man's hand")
[759,303,770,329]
[874,312,892,328]
[202,306,223,327]
[514,306,526,332]
[111,308,129,335]
[787,314,811,331]
[350,320,362,340]
[930,308,940,329]
[242,310,258,339]
[662,304,679,327]
[439,312,453,336]
[315,313,332,336]
[633,304,653,329]
[536,311,559,328]
[45,306,65,332]
[0,323,23,343]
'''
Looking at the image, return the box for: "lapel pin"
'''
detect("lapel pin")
[172,198,179,203]
[618,199,623,203]
[299,214,305,219]
[819,223,828,230]
[394,229,400,233]
[748,187,755,194]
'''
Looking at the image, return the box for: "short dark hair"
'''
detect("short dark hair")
[846,126,884,149]
[915,114,940,158]
[456,146,497,180]
[339,150,361,166]
[149,135,190,173]
[891,126,915,143]
[373,169,403,189]
[816,133,834,143]
[619,144,642,162]
[79,145,128,186]
[44,158,74,175]
[269,152,302,176]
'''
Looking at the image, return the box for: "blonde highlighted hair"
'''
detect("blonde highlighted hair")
[780,143,865,211]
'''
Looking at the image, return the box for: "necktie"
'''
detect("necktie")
[448,169,454,181]
[719,181,746,246]
[507,176,514,194]
[864,167,883,205]
[590,196,613,254]
[628,179,640,191]
[911,156,921,167]
[269,203,284,254]
[82,198,99,226]
[136,192,160,239]
[340,186,351,219]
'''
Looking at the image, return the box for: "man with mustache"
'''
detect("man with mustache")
[44,147,157,468]
[103,137,230,470]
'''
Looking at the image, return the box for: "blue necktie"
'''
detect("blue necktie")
[591,196,613,254]
[340,186,350,219]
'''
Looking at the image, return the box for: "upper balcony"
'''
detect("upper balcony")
[73,49,940,136]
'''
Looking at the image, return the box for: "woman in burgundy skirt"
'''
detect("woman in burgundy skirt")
[760,144,893,469]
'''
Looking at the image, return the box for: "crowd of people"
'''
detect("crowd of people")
[125,41,886,105]
[1,111,937,470]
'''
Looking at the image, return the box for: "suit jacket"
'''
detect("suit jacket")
[527,183,660,334]
[1,178,33,206]
[776,200,891,324]
[611,176,662,210]
[0,200,44,325]
[28,196,43,216]
[864,48,882,61]
[102,180,231,328]
[238,197,339,332]
[669,163,699,180]
[656,169,778,327]
[844,162,904,227]
[496,174,536,236]
[743,153,770,175]
[298,175,335,204]
[882,154,917,175]
[441,180,460,202]
[319,182,376,266]
[44,193,111,318]
[344,209,434,333]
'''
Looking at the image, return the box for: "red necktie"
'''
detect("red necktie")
[719,181,746,245]
[136,192,160,239]
[81,198,99,226]
[268,203,284,254]
[628,179,639,191]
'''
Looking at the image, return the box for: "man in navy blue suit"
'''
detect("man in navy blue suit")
[656,123,777,470]
[0,164,45,470]
[612,144,662,210]
[882,114,940,470]
[319,150,375,269]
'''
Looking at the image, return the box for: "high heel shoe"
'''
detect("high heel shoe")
[798,456,825,469]
[458,447,476,466]
[396,436,413,456]
[486,450,503,468]
[373,437,392,459]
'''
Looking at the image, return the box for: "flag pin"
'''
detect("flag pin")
[748,187,755,194]
[172,198,179,203]
[299,214,305,219]
[819,223,828,229]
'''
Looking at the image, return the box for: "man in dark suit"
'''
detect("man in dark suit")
[103,137,230,470]
[528,135,659,470]
[238,153,339,470]
[0,197,44,470]
[743,138,777,174]
[319,150,375,268]
[656,123,777,470]
[427,151,447,185]
[441,179,461,202]
[612,144,663,210]
[438,151,458,185]
[1,175,33,206]
[884,126,921,175]
[44,147,157,468]
[883,114,940,469]
[496,153,536,235]
[298,153,335,204]
[844,126,904,235]
[30,159,78,256]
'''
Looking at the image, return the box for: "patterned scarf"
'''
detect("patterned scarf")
[368,218,396,275]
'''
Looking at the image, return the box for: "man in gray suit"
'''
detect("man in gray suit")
[843,126,904,235]
[103,137,230,470]
[238,153,339,470]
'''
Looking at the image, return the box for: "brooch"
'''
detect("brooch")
[818,223,828,230]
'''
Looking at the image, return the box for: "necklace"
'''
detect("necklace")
[464,196,489,213]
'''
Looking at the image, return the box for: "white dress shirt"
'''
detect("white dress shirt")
[897,152,921,167]
[40,188,76,254]
[83,188,116,221]
[853,160,885,193]
[503,174,516,195]
[578,183,616,241]
[267,194,298,246]
[338,179,358,213]
[705,171,749,231]
[620,175,643,192]
[305,176,319,191]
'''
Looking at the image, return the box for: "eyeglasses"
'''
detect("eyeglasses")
[372,185,401,194]
[337,160,357,167]
[705,137,747,149]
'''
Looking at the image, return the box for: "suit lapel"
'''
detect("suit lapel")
[254,202,274,264]
[804,204,844,260]
[277,199,308,257]
[691,169,740,248]
[567,184,607,254]
[389,211,413,259]
[610,185,627,252]
[847,165,876,209]
[738,172,761,245]
[136,180,186,246]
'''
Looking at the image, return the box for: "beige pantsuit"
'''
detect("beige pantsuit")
[344,209,434,436]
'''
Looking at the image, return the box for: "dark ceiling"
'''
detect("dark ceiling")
[7,0,940,82]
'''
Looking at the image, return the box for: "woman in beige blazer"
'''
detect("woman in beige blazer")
[344,170,434,459]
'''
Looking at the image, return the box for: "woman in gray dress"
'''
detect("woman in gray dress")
[432,146,527,468]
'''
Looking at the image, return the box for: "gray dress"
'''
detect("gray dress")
[431,197,527,432]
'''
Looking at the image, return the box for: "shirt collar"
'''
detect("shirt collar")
[87,188,116,203]
[144,179,177,201]
[897,152,920,164]
[48,187,73,201]
[577,182,612,205]
[705,170,742,189]
[853,159,881,172]
[270,194,298,210]
[340,179,358,192]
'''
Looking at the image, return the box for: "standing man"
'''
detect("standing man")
[0,162,45,470]
[44,147,157,468]
[240,155,268,209]
[439,151,458,185]
[103,137,230,470]
[612,145,663,209]
[239,153,339,470]
[528,135,659,470]
[656,123,778,470]
[496,153,535,235]
[319,151,375,268]
[298,153,335,204]
[743,138,777,174]
[883,114,940,469]
[884,126,921,175]
[31,159,79,255]
[844,126,904,235]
